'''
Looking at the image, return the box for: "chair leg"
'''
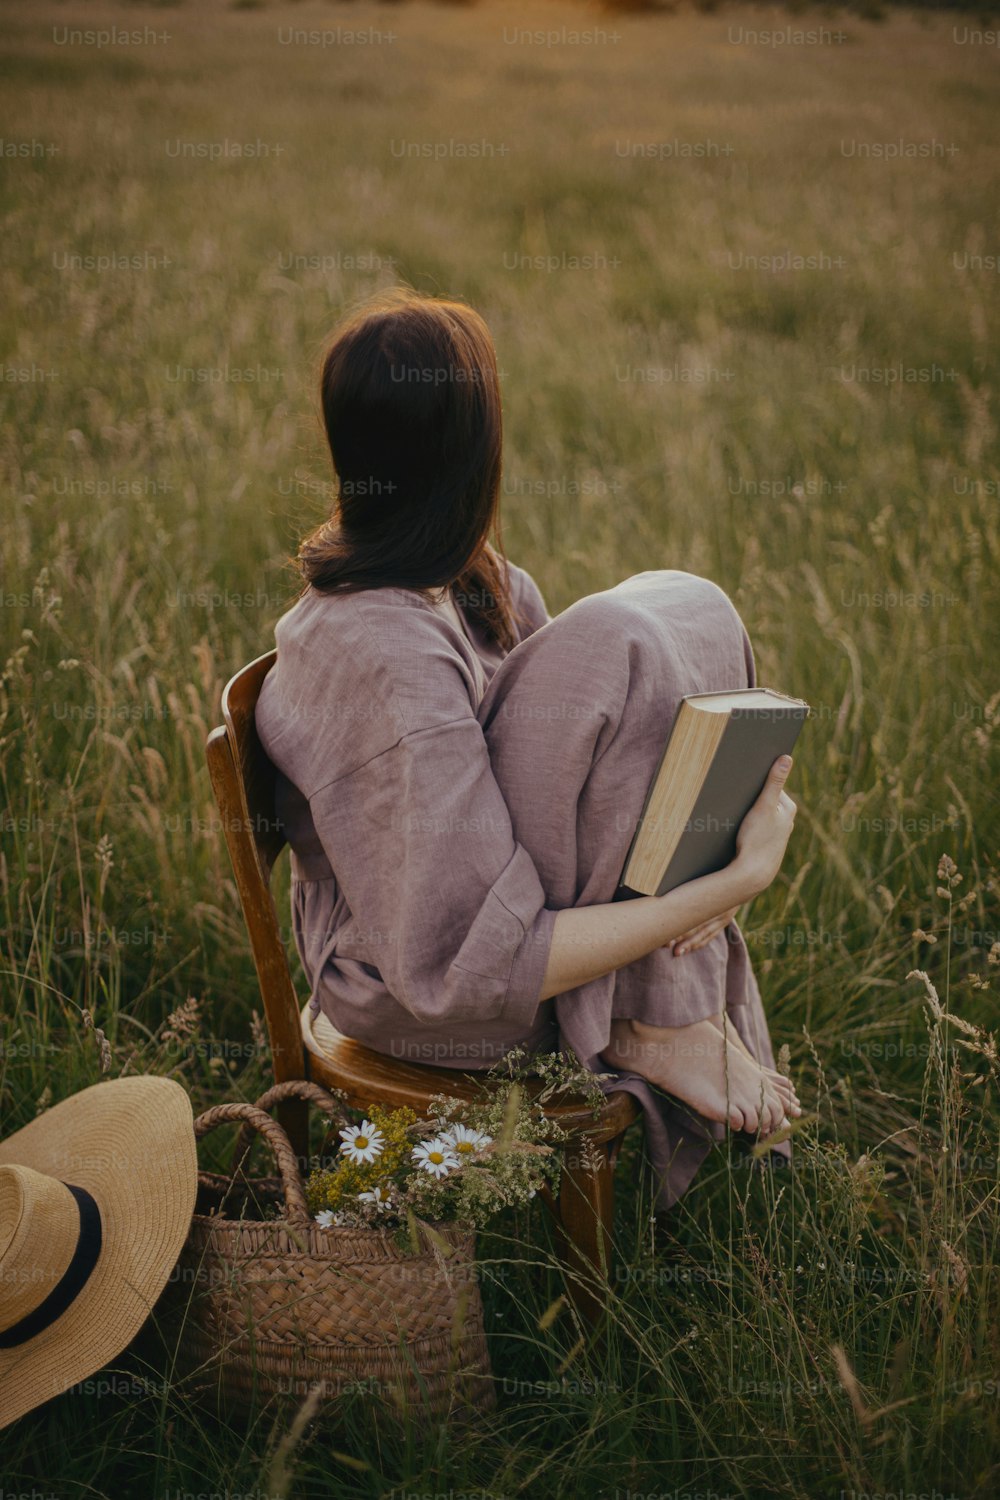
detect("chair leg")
[275,1095,310,1172]
[553,1134,618,1332]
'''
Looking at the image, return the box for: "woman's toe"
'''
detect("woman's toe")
[758,1094,781,1133]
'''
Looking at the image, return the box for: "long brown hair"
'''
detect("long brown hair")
[297,285,523,652]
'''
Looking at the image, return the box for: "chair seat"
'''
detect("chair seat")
[302,1002,639,1143]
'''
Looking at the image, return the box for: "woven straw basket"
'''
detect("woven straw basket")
[169,1080,495,1419]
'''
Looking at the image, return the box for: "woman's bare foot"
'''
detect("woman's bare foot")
[600,1015,788,1133]
[708,1013,802,1118]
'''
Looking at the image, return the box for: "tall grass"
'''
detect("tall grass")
[1,1,998,1494]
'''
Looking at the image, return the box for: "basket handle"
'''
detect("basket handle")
[227,1079,350,1183]
[194,1101,312,1231]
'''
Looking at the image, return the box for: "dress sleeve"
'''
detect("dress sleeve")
[306,715,559,1030]
[509,564,552,640]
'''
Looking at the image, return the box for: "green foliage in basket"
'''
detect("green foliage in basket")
[303,1103,420,1220]
[305,1047,608,1234]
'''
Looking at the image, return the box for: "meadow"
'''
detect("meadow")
[1,0,999,1495]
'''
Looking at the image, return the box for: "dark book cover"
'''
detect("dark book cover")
[614,694,809,901]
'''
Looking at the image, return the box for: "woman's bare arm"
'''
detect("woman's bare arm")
[538,754,796,1002]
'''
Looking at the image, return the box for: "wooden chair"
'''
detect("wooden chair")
[205,650,639,1328]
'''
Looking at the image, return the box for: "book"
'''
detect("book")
[614,688,810,900]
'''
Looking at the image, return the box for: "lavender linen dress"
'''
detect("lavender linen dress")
[255,564,790,1211]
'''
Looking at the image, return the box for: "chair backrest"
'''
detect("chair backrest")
[205,650,306,1084]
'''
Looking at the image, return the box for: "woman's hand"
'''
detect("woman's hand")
[671,905,741,956]
[732,753,797,896]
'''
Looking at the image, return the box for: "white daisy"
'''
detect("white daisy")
[314,1209,337,1228]
[412,1139,460,1178]
[441,1124,492,1158]
[338,1120,385,1164]
[358,1185,390,1210]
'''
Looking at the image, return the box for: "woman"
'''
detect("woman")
[256,285,800,1213]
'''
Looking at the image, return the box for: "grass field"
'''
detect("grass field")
[1,0,999,1495]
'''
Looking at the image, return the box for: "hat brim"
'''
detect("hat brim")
[0,1075,197,1428]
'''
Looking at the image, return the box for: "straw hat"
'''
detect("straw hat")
[0,1075,197,1428]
